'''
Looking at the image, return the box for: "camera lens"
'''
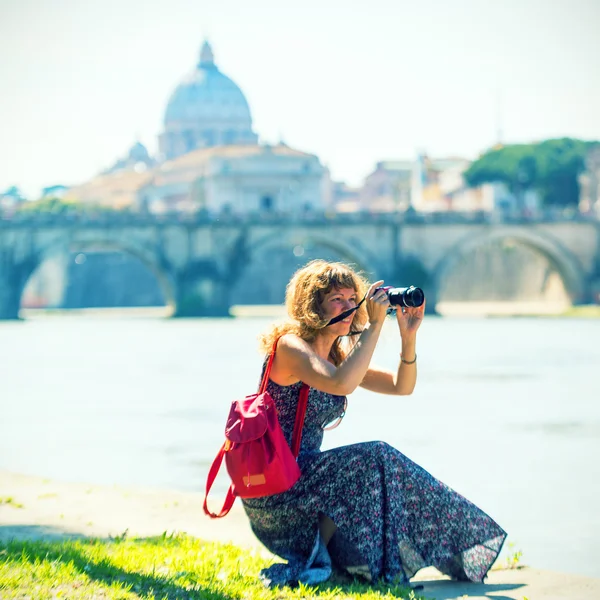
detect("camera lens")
[405,287,424,307]
[386,286,425,308]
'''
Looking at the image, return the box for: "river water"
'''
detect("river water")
[0,313,599,577]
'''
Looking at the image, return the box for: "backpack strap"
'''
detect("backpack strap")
[258,338,279,395]
[203,440,237,518]
[263,337,310,457]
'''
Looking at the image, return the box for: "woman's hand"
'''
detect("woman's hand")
[365,280,390,325]
[396,299,425,339]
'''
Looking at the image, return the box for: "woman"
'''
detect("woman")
[243,259,506,587]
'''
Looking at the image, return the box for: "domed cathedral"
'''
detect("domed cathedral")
[159,41,258,159]
[28,39,329,311]
[65,39,328,216]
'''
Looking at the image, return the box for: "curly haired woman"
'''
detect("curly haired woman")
[242,259,506,588]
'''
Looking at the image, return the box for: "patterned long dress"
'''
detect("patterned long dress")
[242,378,507,584]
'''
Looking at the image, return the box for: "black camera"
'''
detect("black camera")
[376,285,425,308]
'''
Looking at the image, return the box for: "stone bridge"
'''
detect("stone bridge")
[0,213,599,319]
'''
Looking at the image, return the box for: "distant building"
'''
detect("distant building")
[346,155,544,216]
[409,155,471,212]
[359,160,413,212]
[65,170,153,210]
[329,180,361,213]
[64,40,326,215]
[353,156,478,213]
[137,142,325,215]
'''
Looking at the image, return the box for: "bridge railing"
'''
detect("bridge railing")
[0,207,598,228]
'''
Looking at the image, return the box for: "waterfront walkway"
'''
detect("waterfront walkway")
[1,470,598,600]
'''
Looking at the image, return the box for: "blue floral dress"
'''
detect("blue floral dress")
[242,378,507,585]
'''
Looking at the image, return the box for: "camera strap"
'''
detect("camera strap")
[325,286,396,335]
[325,292,368,328]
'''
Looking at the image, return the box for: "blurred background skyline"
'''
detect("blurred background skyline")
[1,0,599,197]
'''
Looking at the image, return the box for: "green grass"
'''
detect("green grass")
[0,533,424,600]
[561,304,600,318]
[501,542,524,570]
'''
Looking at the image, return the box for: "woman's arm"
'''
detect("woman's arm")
[271,283,390,395]
[359,334,417,395]
[274,323,385,395]
[359,301,425,396]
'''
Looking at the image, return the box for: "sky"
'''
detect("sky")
[1,0,599,197]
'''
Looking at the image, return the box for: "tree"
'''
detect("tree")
[464,138,599,208]
[535,138,588,207]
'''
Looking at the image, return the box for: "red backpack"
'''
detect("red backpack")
[203,339,310,518]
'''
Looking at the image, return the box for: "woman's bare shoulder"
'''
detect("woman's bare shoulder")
[277,332,311,353]
[274,334,319,376]
[271,333,310,385]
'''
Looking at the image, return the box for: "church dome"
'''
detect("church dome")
[165,42,252,125]
[160,41,258,159]
[128,141,151,162]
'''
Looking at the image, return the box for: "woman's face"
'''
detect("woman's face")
[320,287,357,334]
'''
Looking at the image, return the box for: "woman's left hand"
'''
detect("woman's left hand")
[396,300,425,338]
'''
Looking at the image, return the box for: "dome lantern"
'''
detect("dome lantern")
[198,41,215,68]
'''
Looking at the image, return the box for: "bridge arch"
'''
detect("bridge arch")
[251,231,377,274]
[431,226,587,306]
[24,236,177,312]
[230,232,378,306]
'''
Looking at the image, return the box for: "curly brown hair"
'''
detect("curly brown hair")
[259,259,370,366]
